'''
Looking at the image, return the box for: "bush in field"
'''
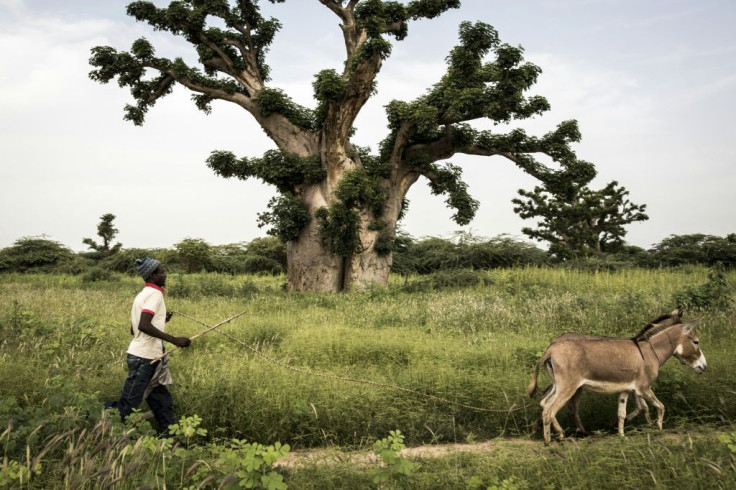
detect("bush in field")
[392,232,547,275]
[673,262,734,310]
[80,266,118,283]
[175,238,213,273]
[99,247,178,275]
[0,236,74,272]
[211,237,286,275]
[650,233,736,267]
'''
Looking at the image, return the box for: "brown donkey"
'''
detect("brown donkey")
[547,307,685,437]
[528,313,706,444]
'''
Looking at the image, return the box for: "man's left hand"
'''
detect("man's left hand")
[166,311,174,322]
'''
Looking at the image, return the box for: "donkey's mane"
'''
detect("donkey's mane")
[632,312,680,341]
[634,323,675,341]
[632,308,682,340]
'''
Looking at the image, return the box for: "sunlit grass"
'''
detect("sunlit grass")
[1,267,735,487]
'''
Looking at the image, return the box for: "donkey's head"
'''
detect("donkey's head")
[673,320,707,373]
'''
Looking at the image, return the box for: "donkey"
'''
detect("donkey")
[547,307,685,436]
[528,313,706,444]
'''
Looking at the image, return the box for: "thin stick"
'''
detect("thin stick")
[149,310,247,364]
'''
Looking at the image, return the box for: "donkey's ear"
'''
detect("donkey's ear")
[681,320,699,332]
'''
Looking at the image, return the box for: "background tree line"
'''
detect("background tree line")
[0,213,734,279]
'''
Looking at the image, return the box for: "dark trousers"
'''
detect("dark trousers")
[105,353,175,433]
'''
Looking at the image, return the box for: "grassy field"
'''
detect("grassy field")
[1,267,735,488]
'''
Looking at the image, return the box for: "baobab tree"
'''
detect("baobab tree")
[90,0,596,291]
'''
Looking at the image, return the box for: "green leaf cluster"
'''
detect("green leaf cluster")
[426,163,478,226]
[255,87,317,130]
[207,149,325,194]
[370,429,417,486]
[315,168,389,256]
[312,69,347,127]
[315,203,363,257]
[257,194,312,243]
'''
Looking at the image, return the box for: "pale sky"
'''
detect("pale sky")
[1,0,734,252]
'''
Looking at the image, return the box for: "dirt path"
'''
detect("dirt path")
[275,431,696,468]
[276,437,541,468]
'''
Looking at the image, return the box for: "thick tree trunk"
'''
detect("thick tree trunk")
[287,209,396,292]
[286,218,344,292]
[347,226,392,289]
[286,181,401,292]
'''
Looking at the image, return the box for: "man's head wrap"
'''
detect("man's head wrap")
[135,257,161,280]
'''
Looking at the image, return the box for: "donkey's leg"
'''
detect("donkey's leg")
[617,392,629,436]
[539,387,555,445]
[566,388,587,436]
[626,394,651,425]
[542,384,578,444]
[640,388,665,430]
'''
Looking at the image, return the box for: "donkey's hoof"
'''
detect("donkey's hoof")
[574,429,589,438]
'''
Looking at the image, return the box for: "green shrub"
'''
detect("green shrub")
[0,236,74,272]
[673,262,734,310]
[175,237,214,273]
[80,266,117,283]
[99,247,178,274]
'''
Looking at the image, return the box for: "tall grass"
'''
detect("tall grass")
[1,267,735,487]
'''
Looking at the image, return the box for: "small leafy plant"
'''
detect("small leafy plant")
[370,430,416,488]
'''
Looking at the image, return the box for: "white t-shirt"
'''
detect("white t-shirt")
[127,283,167,359]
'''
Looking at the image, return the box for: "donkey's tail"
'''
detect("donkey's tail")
[527,352,551,399]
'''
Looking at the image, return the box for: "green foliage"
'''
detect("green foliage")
[211,238,287,275]
[168,273,260,299]
[175,237,214,273]
[0,236,74,272]
[80,266,118,283]
[313,68,347,126]
[208,149,323,244]
[392,233,547,275]
[426,163,479,225]
[257,194,312,243]
[208,150,325,195]
[255,87,316,130]
[371,430,416,487]
[718,431,736,454]
[400,269,492,292]
[315,203,363,257]
[216,439,290,490]
[513,180,648,258]
[650,233,736,268]
[379,20,597,231]
[169,414,208,444]
[82,213,122,256]
[90,0,283,123]
[673,262,734,310]
[99,247,178,275]
[336,168,388,216]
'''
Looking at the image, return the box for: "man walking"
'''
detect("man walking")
[106,257,191,433]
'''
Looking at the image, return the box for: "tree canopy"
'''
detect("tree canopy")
[512,180,648,258]
[83,213,122,256]
[90,0,601,290]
